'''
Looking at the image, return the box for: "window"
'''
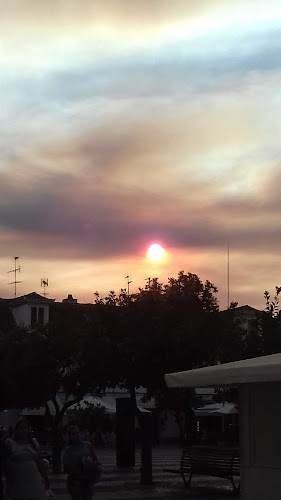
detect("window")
[31,307,37,325]
[38,307,44,325]
[30,306,45,325]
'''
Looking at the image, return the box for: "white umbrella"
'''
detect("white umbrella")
[67,396,150,414]
[211,403,238,434]
[194,403,223,417]
[21,407,47,416]
[137,405,150,413]
[211,403,238,415]
[21,399,63,416]
[67,396,116,413]
[194,402,238,416]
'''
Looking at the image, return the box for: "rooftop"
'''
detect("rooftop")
[4,292,54,307]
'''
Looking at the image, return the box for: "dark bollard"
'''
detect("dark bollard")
[140,414,153,485]
[52,431,64,474]
[116,398,135,467]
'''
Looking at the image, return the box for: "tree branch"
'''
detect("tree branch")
[51,394,60,414]
[60,395,83,416]
[44,402,54,429]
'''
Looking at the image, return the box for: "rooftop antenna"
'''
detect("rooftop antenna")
[7,256,22,297]
[41,278,49,297]
[125,274,132,296]
[227,244,230,309]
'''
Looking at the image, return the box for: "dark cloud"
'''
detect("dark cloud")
[0,101,280,262]
[1,158,281,261]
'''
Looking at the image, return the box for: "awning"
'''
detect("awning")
[165,352,281,388]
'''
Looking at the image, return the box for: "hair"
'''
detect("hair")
[15,418,30,432]
[67,424,80,436]
[14,418,33,441]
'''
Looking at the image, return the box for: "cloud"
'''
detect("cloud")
[2,0,281,31]
[0,1,235,30]
[1,0,281,76]
[1,131,281,262]
[1,0,281,306]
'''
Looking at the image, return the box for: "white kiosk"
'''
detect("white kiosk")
[165,353,281,500]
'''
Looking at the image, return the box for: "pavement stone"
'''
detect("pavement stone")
[50,446,239,500]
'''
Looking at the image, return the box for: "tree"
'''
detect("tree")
[264,287,281,317]
[0,308,112,471]
[261,288,281,355]
[214,287,281,405]
[95,271,222,407]
[0,327,51,410]
[235,287,281,358]
[154,387,201,444]
[67,402,110,436]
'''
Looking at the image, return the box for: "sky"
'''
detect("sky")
[1,0,281,309]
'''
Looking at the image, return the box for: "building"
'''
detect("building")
[0,292,156,428]
[1,292,54,328]
[165,353,281,500]
[220,304,262,333]
[0,292,85,330]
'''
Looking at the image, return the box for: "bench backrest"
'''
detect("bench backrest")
[181,447,239,476]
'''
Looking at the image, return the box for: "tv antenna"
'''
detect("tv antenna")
[7,256,22,297]
[41,278,49,297]
[125,275,132,296]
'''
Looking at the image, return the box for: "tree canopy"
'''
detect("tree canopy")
[93,271,222,401]
[2,272,281,418]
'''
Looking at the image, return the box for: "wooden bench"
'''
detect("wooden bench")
[163,446,240,492]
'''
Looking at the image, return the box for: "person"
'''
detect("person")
[201,427,208,445]
[81,429,91,444]
[92,427,106,447]
[4,419,49,500]
[63,425,102,500]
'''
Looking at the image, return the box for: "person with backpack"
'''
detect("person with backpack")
[63,425,102,500]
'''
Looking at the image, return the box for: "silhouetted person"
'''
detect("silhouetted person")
[5,419,49,499]
[63,425,102,500]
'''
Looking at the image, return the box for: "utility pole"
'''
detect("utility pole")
[7,256,22,297]
[227,244,230,309]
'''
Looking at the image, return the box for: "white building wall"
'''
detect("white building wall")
[42,306,49,324]
[239,382,281,500]
[11,304,31,326]
[11,304,49,327]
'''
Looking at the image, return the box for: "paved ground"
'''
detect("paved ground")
[50,446,240,500]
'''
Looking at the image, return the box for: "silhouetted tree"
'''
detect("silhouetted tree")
[95,271,222,402]
[0,314,111,472]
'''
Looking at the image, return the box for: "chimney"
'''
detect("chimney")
[62,294,78,304]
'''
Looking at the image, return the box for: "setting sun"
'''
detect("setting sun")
[147,243,165,261]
